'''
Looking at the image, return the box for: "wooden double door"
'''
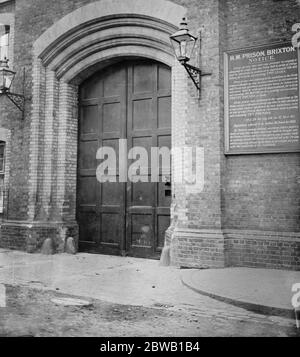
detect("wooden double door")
[77,60,171,258]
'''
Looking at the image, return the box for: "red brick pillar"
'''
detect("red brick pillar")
[169,0,226,268]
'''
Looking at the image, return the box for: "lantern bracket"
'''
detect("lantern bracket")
[0,66,26,119]
[182,62,212,96]
[170,18,212,99]
[5,92,25,113]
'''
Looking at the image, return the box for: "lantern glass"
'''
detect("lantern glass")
[170,19,197,63]
[0,61,15,93]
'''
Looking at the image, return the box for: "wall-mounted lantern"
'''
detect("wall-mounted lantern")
[0,59,25,118]
[170,18,211,97]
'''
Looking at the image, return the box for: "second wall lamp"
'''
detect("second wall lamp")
[0,59,26,118]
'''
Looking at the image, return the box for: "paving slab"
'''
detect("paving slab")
[181,267,300,318]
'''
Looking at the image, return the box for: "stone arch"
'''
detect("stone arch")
[32,0,185,83]
[33,0,185,58]
[28,0,187,239]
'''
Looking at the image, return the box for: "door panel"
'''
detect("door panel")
[103,103,121,132]
[158,97,171,129]
[78,60,171,258]
[81,105,98,134]
[126,63,155,257]
[132,99,153,130]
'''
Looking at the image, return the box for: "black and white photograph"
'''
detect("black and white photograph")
[0,0,299,346]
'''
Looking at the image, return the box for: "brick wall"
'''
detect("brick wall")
[224,230,300,270]
[170,0,300,269]
[224,0,300,233]
[169,0,227,267]
[0,221,78,253]
[221,0,300,269]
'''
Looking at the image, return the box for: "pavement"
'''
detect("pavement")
[0,248,299,322]
[0,248,215,312]
[181,267,300,318]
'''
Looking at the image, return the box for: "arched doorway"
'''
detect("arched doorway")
[77,59,171,258]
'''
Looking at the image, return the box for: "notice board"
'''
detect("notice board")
[224,42,300,154]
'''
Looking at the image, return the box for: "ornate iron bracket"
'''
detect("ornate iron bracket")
[182,62,212,98]
[5,92,25,113]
